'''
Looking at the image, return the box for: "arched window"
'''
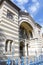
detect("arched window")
[5,40,13,52]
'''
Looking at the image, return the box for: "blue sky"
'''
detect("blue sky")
[11,0,43,32]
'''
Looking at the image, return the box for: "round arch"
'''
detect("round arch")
[19,19,33,39]
[19,19,34,30]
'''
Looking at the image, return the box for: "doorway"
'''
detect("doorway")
[20,42,25,58]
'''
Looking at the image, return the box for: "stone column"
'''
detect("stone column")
[32,30,35,38]
[11,41,14,54]
[25,39,27,57]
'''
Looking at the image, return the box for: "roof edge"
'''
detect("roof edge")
[0,0,21,11]
[35,23,42,28]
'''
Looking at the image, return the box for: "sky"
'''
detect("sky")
[11,0,43,32]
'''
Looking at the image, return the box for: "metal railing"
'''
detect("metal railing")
[0,55,43,65]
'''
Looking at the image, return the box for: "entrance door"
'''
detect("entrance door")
[20,42,25,58]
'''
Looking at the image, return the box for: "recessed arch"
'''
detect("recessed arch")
[19,22,33,30]
[19,19,33,30]
[19,20,33,39]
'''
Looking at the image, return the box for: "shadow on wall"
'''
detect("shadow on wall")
[0,29,7,60]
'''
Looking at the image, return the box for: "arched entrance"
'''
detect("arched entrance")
[19,22,33,57]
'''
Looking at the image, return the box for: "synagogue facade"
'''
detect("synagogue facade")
[0,0,43,60]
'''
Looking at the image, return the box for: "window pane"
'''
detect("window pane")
[7,10,14,20]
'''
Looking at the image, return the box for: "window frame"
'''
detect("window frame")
[5,39,13,52]
[7,10,14,21]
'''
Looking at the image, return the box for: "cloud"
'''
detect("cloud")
[32,0,38,3]
[11,0,29,4]
[15,0,29,4]
[27,0,40,18]
[11,0,40,13]
[11,0,29,11]
[11,0,15,2]
[14,2,25,10]
[11,0,40,17]
[29,2,40,14]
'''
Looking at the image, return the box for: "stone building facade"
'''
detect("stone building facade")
[0,0,43,60]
